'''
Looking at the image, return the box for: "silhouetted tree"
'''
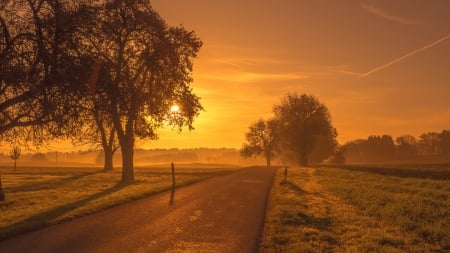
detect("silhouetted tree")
[395,135,417,160]
[417,132,440,157]
[309,134,338,164]
[1,1,98,201]
[28,1,121,172]
[9,146,20,172]
[240,119,278,166]
[0,173,4,201]
[85,0,203,183]
[30,152,48,161]
[273,93,336,166]
[365,135,395,162]
[439,130,450,159]
[0,1,93,144]
[328,145,346,164]
[342,139,366,163]
[73,94,119,171]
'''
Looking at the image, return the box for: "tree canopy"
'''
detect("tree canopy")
[240,119,278,166]
[0,1,91,144]
[84,0,203,182]
[240,93,337,166]
[343,130,450,163]
[1,0,204,184]
[273,93,337,166]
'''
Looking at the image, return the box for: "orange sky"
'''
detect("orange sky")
[141,0,450,149]
[4,1,450,153]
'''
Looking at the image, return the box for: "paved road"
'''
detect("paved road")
[0,166,276,253]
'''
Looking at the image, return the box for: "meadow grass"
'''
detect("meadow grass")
[317,165,450,250]
[260,166,446,252]
[260,168,338,253]
[0,165,237,240]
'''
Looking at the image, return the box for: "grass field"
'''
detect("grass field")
[0,164,237,240]
[260,165,449,252]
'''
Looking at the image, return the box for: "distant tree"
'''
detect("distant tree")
[240,119,278,166]
[365,135,396,161]
[273,93,336,166]
[417,132,440,157]
[439,130,450,159]
[84,0,203,183]
[9,146,20,172]
[30,152,48,161]
[395,135,417,159]
[342,139,366,163]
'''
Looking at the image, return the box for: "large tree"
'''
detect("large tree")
[72,94,119,172]
[308,134,338,164]
[0,0,92,199]
[273,93,336,166]
[240,119,278,166]
[87,0,203,183]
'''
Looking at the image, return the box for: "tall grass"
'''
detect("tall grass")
[317,166,450,250]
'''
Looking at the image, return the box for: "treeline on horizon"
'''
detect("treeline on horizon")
[341,129,450,164]
[0,148,264,166]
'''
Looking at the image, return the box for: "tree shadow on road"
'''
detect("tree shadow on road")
[0,181,126,240]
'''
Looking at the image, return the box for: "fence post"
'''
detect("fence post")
[171,162,176,187]
[0,175,5,201]
[170,162,176,205]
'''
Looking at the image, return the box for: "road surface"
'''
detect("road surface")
[0,166,276,253]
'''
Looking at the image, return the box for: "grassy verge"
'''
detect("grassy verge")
[0,165,236,240]
[317,166,450,250]
[260,166,446,252]
[260,167,337,252]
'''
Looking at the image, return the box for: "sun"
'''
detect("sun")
[170,104,180,113]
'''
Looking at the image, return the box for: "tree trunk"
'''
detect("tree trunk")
[103,148,114,172]
[120,137,135,184]
[0,175,5,201]
[266,155,271,167]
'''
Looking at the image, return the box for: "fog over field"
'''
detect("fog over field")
[0,148,266,168]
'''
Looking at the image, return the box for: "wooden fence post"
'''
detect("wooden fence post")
[170,162,175,205]
[0,175,5,201]
[171,162,176,187]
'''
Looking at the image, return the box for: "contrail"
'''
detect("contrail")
[360,33,450,78]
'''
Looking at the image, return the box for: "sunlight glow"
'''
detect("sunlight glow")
[170,105,180,113]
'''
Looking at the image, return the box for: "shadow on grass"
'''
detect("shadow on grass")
[6,171,105,193]
[0,181,126,241]
[281,210,332,230]
[280,180,307,195]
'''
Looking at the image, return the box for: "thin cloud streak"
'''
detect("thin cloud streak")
[360,33,450,78]
[360,2,422,25]
[198,71,309,83]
